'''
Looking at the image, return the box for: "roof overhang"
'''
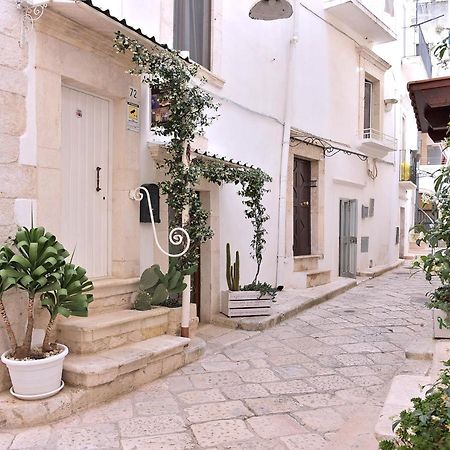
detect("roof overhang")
[408,76,450,143]
[324,0,397,44]
[43,0,187,60]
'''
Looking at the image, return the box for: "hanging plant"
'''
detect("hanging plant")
[114,32,271,281]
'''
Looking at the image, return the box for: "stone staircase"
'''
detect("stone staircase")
[290,255,332,289]
[56,278,202,390]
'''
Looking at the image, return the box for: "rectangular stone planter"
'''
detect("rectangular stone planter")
[433,309,450,339]
[221,291,272,318]
[167,304,199,336]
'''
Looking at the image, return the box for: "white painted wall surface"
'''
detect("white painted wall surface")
[90,0,421,296]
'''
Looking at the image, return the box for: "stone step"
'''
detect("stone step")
[306,269,331,288]
[89,277,139,314]
[0,337,206,429]
[293,255,321,272]
[63,334,190,388]
[57,308,170,354]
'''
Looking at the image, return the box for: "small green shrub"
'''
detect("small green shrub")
[379,361,450,450]
[241,281,278,299]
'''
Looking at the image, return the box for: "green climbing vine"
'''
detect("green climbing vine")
[114,32,271,282]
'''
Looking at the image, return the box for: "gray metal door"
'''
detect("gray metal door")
[339,199,358,278]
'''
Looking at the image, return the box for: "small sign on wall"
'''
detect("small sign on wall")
[127,102,140,132]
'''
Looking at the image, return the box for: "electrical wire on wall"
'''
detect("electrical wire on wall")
[367,158,378,180]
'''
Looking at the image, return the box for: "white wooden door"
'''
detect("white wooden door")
[61,86,110,278]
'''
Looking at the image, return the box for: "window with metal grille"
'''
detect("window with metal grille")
[173,0,212,70]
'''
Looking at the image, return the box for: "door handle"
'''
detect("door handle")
[96,166,102,192]
[300,201,309,207]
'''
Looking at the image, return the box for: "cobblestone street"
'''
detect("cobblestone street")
[0,266,436,449]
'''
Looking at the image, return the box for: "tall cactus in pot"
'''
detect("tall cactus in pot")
[226,243,240,291]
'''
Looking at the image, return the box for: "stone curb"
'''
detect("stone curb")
[211,278,357,332]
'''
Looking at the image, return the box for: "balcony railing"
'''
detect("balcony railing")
[416,26,432,78]
[363,128,397,146]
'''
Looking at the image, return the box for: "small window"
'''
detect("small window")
[364,79,373,132]
[173,0,212,70]
[427,145,442,165]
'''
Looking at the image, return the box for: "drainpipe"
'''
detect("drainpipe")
[275,4,299,287]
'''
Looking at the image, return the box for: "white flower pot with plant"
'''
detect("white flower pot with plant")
[221,243,277,318]
[0,227,93,399]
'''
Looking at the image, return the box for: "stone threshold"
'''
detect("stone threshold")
[212,277,357,331]
[0,337,205,429]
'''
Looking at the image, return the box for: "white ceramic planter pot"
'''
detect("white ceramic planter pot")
[221,290,272,318]
[432,309,450,339]
[1,344,68,400]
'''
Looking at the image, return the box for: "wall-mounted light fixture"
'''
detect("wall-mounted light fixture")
[384,98,399,112]
[249,0,293,20]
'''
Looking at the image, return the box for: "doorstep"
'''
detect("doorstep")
[357,259,403,278]
[211,277,356,331]
[0,337,206,429]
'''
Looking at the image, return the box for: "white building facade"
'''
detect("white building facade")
[0,0,431,390]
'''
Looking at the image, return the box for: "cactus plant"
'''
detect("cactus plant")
[226,243,240,291]
[134,262,188,310]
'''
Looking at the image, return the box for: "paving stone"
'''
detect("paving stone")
[245,396,302,414]
[201,360,250,372]
[191,419,254,447]
[307,375,355,391]
[336,365,376,377]
[294,407,345,433]
[367,352,404,365]
[350,375,385,387]
[118,415,185,438]
[221,437,287,450]
[238,368,280,383]
[340,343,381,353]
[54,423,120,449]
[121,432,195,450]
[185,400,252,423]
[294,392,346,408]
[135,395,180,416]
[0,433,14,449]
[80,397,133,424]
[177,388,226,404]
[268,353,313,367]
[10,426,51,449]
[273,365,311,379]
[225,348,267,361]
[264,379,316,395]
[166,375,195,393]
[222,383,270,399]
[247,414,306,438]
[190,371,242,389]
[335,353,374,366]
[317,335,359,345]
[281,432,328,449]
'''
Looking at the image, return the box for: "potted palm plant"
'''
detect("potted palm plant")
[0,226,93,399]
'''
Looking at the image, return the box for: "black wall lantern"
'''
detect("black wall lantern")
[140,183,161,223]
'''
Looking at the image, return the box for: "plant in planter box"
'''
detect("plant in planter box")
[0,226,93,399]
[413,166,450,336]
[221,243,277,318]
[379,360,450,450]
